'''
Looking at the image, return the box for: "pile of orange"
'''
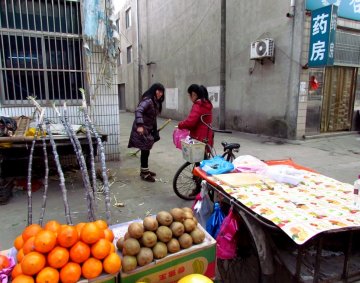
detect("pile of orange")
[12,220,121,283]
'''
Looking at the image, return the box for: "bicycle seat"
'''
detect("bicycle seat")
[221,141,240,150]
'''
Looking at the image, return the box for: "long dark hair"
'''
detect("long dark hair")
[142,82,165,113]
[187,84,211,103]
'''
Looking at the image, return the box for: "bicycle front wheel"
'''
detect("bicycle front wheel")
[173,162,201,201]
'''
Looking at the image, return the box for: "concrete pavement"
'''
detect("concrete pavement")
[1,111,360,249]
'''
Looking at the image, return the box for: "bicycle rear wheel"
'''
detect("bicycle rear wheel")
[173,162,201,200]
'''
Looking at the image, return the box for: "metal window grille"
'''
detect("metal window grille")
[334,30,360,67]
[125,7,131,28]
[127,46,132,64]
[0,0,84,106]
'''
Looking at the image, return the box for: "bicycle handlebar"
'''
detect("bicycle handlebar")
[200,114,232,134]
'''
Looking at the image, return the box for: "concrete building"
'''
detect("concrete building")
[117,0,360,139]
[0,0,121,160]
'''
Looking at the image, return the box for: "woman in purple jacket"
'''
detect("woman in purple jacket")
[128,83,165,182]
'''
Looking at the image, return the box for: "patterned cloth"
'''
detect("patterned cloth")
[210,171,360,245]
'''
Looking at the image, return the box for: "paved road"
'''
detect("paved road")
[0,111,359,249]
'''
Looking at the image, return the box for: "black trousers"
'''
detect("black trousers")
[140,150,150,168]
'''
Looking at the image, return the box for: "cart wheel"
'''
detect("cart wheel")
[173,162,201,201]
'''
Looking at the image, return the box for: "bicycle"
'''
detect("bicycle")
[172,114,240,200]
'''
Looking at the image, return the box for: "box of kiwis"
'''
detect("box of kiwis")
[110,207,216,283]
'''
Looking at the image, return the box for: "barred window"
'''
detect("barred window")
[0,0,84,105]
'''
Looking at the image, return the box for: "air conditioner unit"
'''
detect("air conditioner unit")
[250,38,275,60]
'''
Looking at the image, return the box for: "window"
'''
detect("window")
[0,0,84,105]
[116,19,120,33]
[125,8,131,28]
[117,51,122,66]
[127,46,132,64]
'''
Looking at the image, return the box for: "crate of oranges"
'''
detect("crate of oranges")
[11,220,121,283]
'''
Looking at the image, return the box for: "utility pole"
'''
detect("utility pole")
[219,0,226,130]
[136,0,142,100]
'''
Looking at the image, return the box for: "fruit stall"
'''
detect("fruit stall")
[191,157,360,282]
[0,207,216,283]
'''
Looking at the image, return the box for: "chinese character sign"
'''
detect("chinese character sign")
[306,0,360,21]
[308,5,338,67]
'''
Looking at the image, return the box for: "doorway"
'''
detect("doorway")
[320,67,357,132]
[118,83,126,111]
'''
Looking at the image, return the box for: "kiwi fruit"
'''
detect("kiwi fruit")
[183,218,197,232]
[156,226,172,243]
[167,238,180,253]
[170,221,185,237]
[190,228,205,244]
[137,247,154,266]
[156,211,173,226]
[140,231,157,248]
[123,238,141,256]
[116,237,125,251]
[170,208,185,222]
[143,216,159,231]
[122,255,138,272]
[128,222,144,239]
[152,242,168,259]
[178,233,193,249]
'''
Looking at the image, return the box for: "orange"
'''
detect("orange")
[59,262,81,283]
[0,255,10,270]
[14,235,24,250]
[104,228,115,242]
[23,236,36,255]
[91,238,111,260]
[11,263,23,278]
[81,257,103,279]
[94,219,108,230]
[36,266,59,283]
[44,220,61,234]
[16,248,24,263]
[47,246,69,269]
[34,230,57,253]
[12,274,35,283]
[57,225,78,248]
[75,222,86,237]
[109,243,115,253]
[69,241,90,263]
[22,224,42,242]
[21,251,46,276]
[103,253,122,274]
[80,222,104,244]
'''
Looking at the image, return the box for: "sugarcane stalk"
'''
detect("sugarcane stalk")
[82,107,97,206]
[38,126,49,226]
[45,120,72,225]
[79,88,111,223]
[53,103,96,221]
[26,127,37,225]
[26,97,44,225]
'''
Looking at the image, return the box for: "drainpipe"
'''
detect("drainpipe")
[136,0,142,100]
[219,0,226,130]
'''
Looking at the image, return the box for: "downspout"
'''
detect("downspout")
[136,0,142,100]
[219,0,226,130]
[285,0,298,138]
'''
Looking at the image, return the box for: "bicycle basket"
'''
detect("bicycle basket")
[181,139,205,163]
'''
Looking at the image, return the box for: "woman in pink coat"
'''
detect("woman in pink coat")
[178,84,213,146]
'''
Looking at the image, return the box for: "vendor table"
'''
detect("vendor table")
[0,116,107,177]
[193,163,360,282]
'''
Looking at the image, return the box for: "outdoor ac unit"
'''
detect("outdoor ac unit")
[250,38,275,60]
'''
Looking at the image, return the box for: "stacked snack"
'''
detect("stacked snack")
[117,208,206,272]
[12,220,121,283]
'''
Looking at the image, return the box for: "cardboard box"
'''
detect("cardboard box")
[110,220,216,283]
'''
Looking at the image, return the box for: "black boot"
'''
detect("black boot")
[140,168,156,182]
